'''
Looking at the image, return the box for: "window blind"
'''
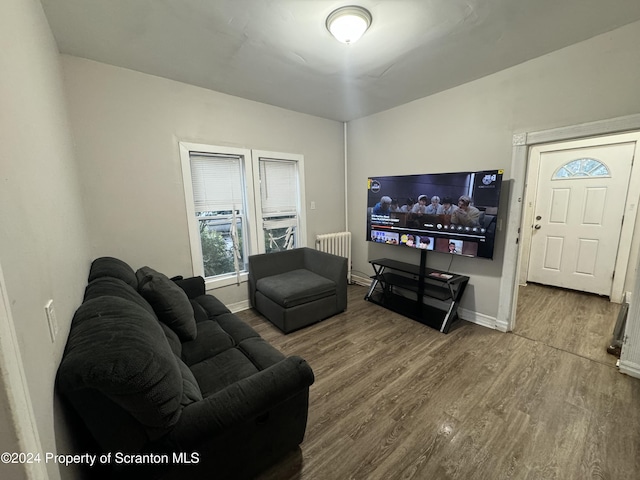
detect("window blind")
[259,158,298,215]
[190,154,244,212]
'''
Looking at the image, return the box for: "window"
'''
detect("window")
[553,158,610,179]
[254,154,303,254]
[189,153,248,278]
[180,143,306,286]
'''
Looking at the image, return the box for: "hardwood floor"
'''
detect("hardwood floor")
[515,283,621,367]
[236,285,640,480]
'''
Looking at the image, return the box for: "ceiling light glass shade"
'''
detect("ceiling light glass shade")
[326,6,372,44]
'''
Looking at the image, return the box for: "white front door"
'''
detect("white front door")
[527,141,635,295]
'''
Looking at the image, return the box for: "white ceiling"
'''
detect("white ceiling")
[41,0,640,122]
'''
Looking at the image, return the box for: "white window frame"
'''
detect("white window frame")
[180,142,306,288]
[180,142,257,288]
[251,150,307,254]
[552,158,611,179]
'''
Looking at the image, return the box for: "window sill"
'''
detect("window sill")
[204,272,249,290]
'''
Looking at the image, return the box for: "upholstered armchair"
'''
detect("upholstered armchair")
[248,248,348,333]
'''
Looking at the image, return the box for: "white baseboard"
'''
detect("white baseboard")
[227,300,251,313]
[618,359,640,379]
[458,307,502,331]
[351,274,371,287]
[494,317,510,332]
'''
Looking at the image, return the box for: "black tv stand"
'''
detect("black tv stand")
[364,253,469,333]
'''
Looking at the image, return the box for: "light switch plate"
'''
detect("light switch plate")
[45,299,58,342]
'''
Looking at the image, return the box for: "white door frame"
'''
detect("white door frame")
[518,132,640,303]
[497,113,640,335]
[0,261,48,479]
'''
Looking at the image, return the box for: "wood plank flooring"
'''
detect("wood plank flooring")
[235,285,640,480]
[515,283,621,367]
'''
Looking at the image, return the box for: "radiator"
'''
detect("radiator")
[315,231,352,283]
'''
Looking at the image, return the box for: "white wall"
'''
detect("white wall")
[61,57,345,305]
[347,20,640,324]
[0,1,91,479]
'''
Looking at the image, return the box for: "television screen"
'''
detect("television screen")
[366,169,504,259]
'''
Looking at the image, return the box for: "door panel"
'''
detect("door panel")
[582,188,606,224]
[575,238,598,275]
[528,142,635,295]
[549,189,570,223]
[543,236,563,270]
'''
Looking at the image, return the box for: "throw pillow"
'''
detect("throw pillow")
[136,266,197,341]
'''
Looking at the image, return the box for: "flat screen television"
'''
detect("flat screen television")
[366,169,504,259]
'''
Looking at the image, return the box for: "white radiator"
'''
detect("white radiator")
[316,231,352,283]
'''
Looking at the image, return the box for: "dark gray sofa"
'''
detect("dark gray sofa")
[56,257,314,479]
[248,247,348,334]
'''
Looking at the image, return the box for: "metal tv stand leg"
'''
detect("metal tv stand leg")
[365,265,385,300]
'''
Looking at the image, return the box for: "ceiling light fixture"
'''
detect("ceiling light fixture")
[326,6,372,44]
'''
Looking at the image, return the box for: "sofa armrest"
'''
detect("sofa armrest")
[173,276,206,299]
[303,249,348,310]
[170,356,314,447]
[303,249,347,283]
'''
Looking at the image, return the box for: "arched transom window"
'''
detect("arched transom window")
[553,158,610,179]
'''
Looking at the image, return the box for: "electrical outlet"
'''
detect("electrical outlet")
[45,299,58,342]
[310,201,316,210]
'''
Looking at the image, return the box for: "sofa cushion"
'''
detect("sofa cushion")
[216,312,260,343]
[256,269,336,308]
[173,276,206,299]
[83,277,156,316]
[193,294,231,319]
[191,299,210,324]
[137,266,197,341]
[88,256,138,289]
[160,322,183,357]
[175,355,203,406]
[190,348,260,397]
[181,321,235,366]
[57,296,183,430]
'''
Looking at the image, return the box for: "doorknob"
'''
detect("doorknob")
[534,224,541,230]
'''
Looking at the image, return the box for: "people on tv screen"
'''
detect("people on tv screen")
[450,195,481,227]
